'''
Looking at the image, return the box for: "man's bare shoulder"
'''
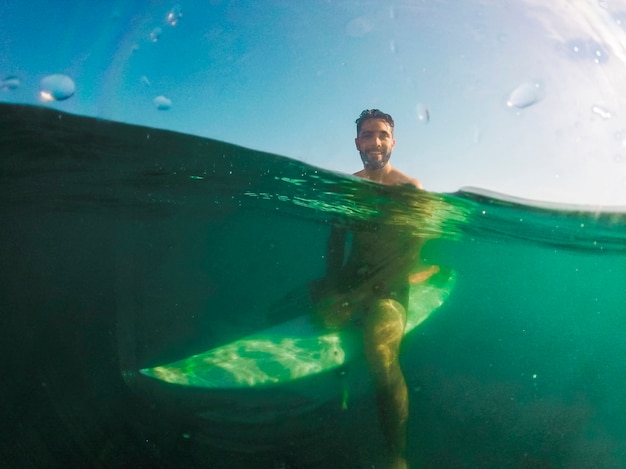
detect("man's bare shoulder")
[388,168,423,188]
[353,166,423,188]
[353,168,367,178]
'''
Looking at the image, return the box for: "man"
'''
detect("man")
[315,109,434,469]
[353,109,421,187]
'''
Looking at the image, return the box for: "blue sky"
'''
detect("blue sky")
[2,0,626,206]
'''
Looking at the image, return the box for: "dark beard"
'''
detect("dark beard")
[360,151,390,170]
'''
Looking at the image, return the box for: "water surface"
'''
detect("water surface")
[1,103,625,468]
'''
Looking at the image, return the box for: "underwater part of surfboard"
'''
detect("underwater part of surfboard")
[139,267,456,390]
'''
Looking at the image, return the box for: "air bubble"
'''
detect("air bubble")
[166,5,182,26]
[1,76,20,91]
[506,82,542,109]
[40,74,75,101]
[154,95,172,110]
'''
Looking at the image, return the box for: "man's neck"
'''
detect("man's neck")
[359,164,392,183]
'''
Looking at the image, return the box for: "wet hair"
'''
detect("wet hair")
[355,109,394,136]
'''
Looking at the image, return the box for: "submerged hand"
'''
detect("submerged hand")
[408,265,440,284]
[314,291,355,329]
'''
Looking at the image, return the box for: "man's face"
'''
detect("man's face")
[355,118,396,170]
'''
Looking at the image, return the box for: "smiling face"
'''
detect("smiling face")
[355,118,396,170]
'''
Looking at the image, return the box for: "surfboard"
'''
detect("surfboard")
[140,266,456,389]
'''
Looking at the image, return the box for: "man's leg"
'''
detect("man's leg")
[362,298,409,468]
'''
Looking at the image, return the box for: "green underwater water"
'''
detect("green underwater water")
[1,103,626,468]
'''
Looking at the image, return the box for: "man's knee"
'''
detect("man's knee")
[368,299,406,333]
[363,299,407,373]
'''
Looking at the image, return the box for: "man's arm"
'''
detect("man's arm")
[325,223,347,282]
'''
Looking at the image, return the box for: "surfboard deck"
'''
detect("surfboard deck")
[140,266,456,389]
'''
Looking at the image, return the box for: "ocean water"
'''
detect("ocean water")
[1,103,625,468]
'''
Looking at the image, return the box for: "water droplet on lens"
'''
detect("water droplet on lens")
[594,49,605,63]
[150,27,162,42]
[416,102,430,124]
[1,75,20,90]
[166,5,182,26]
[592,105,611,119]
[506,82,542,109]
[40,74,75,101]
[154,95,172,110]
[346,17,372,37]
